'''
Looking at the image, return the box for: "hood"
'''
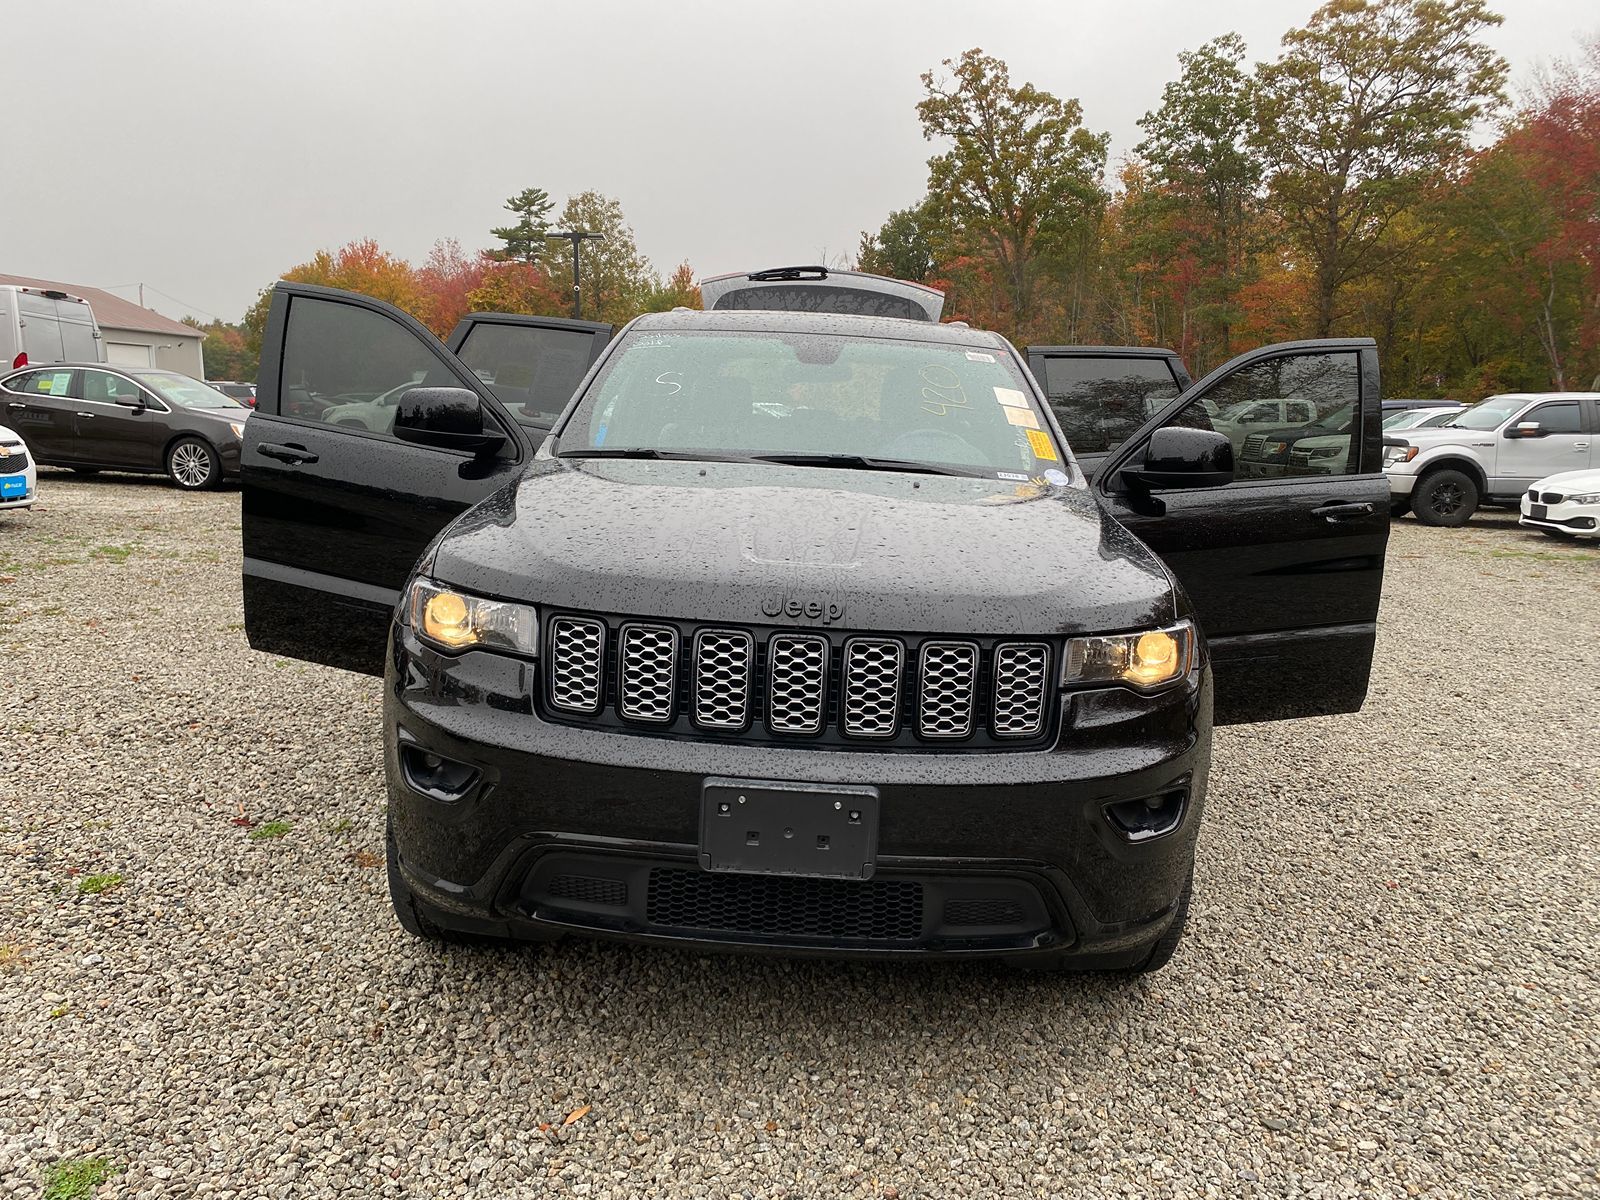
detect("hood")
[1529,468,1600,491]
[180,404,250,429]
[1390,424,1496,449]
[430,459,1176,636]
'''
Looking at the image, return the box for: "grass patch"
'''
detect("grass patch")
[89,544,137,563]
[324,818,353,835]
[77,872,124,895]
[0,943,28,968]
[43,1156,118,1200]
[1485,547,1599,564]
[249,820,292,842]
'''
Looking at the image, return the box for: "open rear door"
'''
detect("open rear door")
[1095,339,1390,725]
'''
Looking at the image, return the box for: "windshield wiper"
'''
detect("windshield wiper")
[557,448,758,464]
[750,453,984,478]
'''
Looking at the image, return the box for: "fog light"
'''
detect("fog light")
[1106,790,1187,841]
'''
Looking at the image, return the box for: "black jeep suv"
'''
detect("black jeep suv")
[242,278,1388,972]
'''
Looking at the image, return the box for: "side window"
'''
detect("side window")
[1039,356,1182,456]
[279,297,463,436]
[7,369,76,398]
[455,324,597,429]
[80,371,144,404]
[1527,401,1580,434]
[1170,351,1361,479]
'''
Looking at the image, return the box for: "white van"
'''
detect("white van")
[0,284,104,369]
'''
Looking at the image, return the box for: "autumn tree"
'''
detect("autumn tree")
[187,317,257,381]
[856,199,938,282]
[541,191,657,324]
[1252,0,1507,336]
[916,48,1108,338]
[641,261,702,312]
[489,187,555,263]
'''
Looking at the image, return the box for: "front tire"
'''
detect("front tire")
[1411,469,1478,527]
[166,437,220,490]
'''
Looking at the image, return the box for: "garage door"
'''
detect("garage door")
[105,342,153,366]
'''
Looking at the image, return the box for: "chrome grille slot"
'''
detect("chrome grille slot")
[991,642,1050,737]
[617,623,677,723]
[767,634,828,734]
[842,638,904,738]
[693,629,754,730]
[547,616,606,714]
[1243,433,1268,458]
[918,641,978,738]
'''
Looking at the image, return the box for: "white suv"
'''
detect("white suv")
[1384,393,1599,526]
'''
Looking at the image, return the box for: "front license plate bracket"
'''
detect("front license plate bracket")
[700,778,879,880]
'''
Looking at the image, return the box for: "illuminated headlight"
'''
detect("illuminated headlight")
[1063,620,1194,692]
[406,579,538,656]
[1568,492,1600,505]
[1383,444,1418,466]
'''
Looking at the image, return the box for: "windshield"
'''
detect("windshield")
[559,330,1066,478]
[1444,397,1523,430]
[134,372,241,409]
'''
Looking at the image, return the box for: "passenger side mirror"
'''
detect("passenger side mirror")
[392,387,505,456]
[1505,421,1544,439]
[1123,427,1234,490]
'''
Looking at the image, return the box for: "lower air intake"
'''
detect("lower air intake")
[646,868,924,941]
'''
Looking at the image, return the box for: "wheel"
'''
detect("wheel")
[166,437,220,490]
[1389,499,1410,518]
[70,467,101,476]
[1124,869,1193,974]
[1411,468,1478,527]
[386,820,444,941]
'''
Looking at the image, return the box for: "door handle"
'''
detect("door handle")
[7,401,22,409]
[1311,500,1374,522]
[256,442,319,465]
[1574,442,1589,450]
[75,411,94,419]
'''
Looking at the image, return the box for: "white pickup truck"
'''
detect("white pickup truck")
[1384,392,1600,526]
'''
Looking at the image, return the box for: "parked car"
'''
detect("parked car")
[0,423,36,510]
[240,277,1389,973]
[210,381,257,407]
[700,265,945,322]
[1381,398,1463,415]
[1382,406,1461,432]
[1384,392,1600,526]
[0,364,250,489]
[1519,468,1600,539]
[0,284,103,369]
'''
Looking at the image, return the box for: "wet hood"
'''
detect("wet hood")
[429,459,1176,636]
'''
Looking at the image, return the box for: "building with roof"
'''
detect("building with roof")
[0,273,204,377]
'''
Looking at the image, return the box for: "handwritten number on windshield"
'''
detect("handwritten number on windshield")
[918,364,969,417]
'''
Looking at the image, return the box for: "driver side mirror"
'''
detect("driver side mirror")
[114,395,147,413]
[393,387,506,457]
[1505,421,1545,439]
[1122,427,1234,490]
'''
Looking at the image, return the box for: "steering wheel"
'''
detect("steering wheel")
[883,427,982,462]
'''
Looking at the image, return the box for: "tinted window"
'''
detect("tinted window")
[1040,356,1182,455]
[1171,351,1361,478]
[455,323,595,429]
[5,368,75,397]
[80,370,145,404]
[132,372,238,409]
[711,285,928,322]
[563,330,1063,478]
[1528,401,1581,434]
[279,297,462,434]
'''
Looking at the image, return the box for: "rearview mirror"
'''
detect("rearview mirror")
[1123,427,1234,490]
[392,387,505,456]
[1505,421,1544,439]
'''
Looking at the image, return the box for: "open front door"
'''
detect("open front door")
[1095,339,1390,725]
[243,284,599,675]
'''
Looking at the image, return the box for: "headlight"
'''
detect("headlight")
[1568,492,1600,505]
[1063,620,1194,692]
[1308,445,1344,459]
[1383,444,1418,466]
[406,579,538,656]
[229,423,245,439]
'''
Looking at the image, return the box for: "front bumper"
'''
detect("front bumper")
[383,627,1212,964]
[1519,494,1600,537]
[219,441,242,478]
[0,472,35,507]
[1385,471,1417,497]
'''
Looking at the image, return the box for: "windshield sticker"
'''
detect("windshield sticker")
[993,387,1029,409]
[996,471,1029,481]
[965,351,996,363]
[918,363,970,417]
[1043,468,1070,486]
[1026,429,1059,462]
[1004,407,1040,430]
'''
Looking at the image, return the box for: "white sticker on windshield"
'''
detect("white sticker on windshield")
[965,351,996,363]
[1043,469,1070,486]
[1004,407,1040,429]
[993,387,1029,409]
[996,471,1029,481]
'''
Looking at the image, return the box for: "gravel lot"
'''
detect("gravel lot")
[1,470,1596,1199]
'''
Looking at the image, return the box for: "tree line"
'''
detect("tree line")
[212,0,1596,399]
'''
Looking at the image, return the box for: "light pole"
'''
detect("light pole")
[546,230,606,320]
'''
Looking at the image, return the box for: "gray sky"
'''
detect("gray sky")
[7,0,1594,324]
